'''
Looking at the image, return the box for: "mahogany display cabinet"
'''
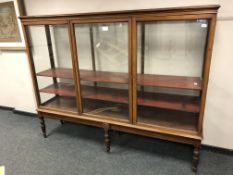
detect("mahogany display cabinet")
[20,5,219,173]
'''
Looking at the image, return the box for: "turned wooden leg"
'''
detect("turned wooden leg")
[103,123,111,152]
[192,144,201,173]
[39,114,46,138]
[60,120,64,125]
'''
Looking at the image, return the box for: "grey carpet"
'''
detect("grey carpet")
[0,109,232,175]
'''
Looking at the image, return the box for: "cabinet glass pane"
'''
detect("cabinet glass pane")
[136,19,209,131]
[26,25,77,112]
[74,22,129,120]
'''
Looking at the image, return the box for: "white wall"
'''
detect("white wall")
[0,0,232,149]
[0,51,36,113]
[204,19,233,149]
[0,0,36,113]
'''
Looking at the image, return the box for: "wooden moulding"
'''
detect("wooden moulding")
[37,107,201,144]
[0,47,26,51]
[19,5,220,21]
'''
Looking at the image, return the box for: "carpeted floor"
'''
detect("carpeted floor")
[0,109,232,175]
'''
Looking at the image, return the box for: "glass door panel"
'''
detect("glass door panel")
[74,22,129,121]
[136,19,209,131]
[26,24,77,112]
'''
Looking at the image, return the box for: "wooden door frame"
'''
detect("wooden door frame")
[70,16,134,124]
[21,20,81,115]
[131,13,217,136]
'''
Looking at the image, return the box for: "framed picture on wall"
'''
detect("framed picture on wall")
[0,1,21,42]
[0,0,25,50]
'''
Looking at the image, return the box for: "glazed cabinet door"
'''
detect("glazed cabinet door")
[134,17,210,132]
[24,23,79,113]
[72,19,132,122]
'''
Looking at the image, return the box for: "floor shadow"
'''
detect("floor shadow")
[45,120,193,164]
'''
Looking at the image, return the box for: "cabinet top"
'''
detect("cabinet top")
[20,5,220,21]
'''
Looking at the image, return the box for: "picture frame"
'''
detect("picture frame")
[0,0,25,51]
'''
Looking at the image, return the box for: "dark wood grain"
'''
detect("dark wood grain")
[37,68,73,79]
[37,68,202,90]
[45,25,57,85]
[138,74,202,90]
[42,96,77,112]
[198,16,217,133]
[137,106,198,132]
[20,5,220,20]
[89,25,96,72]
[80,70,128,84]
[69,21,84,114]
[37,68,128,83]
[138,92,200,113]
[128,18,134,124]
[38,113,46,138]
[192,143,201,172]
[140,24,145,75]
[40,83,200,113]
[81,85,128,103]
[103,123,111,152]
[40,83,75,96]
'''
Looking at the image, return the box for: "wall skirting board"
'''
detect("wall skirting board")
[0,105,232,155]
[0,105,36,117]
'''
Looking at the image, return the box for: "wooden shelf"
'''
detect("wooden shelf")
[137,74,202,90]
[39,83,200,113]
[40,83,75,97]
[37,68,128,84]
[37,68,202,90]
[37,68,73,79]
[41,94,197,132]
[137,106,198,132]
[138,92,200,113]
[83,99,129,120]
[80,70,128,84]
[40,83,128,103]
[81,85,128,104]
[42,96,77,112]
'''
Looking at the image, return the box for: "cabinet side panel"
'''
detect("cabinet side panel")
[198,15,217,134]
